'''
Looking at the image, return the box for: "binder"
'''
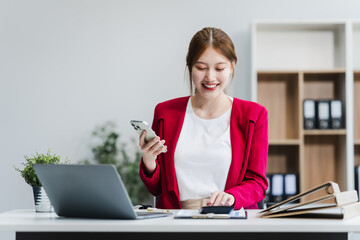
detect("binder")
[330,99,342,129]
[260,190,358,218]
[271,174,284,203]
[258,181,360,219]
[260,181,340,214]
[292,202,360,220]
[284,174,298,199]
[316,100,330,129]
[303,100,316,129]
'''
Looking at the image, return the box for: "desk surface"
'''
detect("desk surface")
[1,209,360,233]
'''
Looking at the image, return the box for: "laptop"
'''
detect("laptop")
[33,164,172,219]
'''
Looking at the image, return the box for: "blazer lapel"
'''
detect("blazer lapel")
[157,97,189,196]
[225,98,248,189]
[225,98,257,190]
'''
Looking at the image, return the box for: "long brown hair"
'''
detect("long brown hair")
[186,27,237,95]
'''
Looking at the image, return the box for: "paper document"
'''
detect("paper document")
[175,208,247,219]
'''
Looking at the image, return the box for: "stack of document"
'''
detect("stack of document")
[258,181,360,219]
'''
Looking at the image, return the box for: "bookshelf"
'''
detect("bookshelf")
[252,20,358,199]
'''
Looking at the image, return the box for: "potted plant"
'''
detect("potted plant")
[14,150,67,212]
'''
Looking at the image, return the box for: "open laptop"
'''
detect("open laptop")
[33,164,171,219]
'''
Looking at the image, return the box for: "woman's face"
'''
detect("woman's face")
[192,47,233,99]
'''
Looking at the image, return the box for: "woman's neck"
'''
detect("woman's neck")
[191,93,232,119]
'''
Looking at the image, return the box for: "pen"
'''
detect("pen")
[147,208,171,213]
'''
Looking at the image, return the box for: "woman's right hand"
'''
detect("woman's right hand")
[139,130,167,175]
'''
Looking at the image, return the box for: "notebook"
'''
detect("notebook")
[33,164,172,219]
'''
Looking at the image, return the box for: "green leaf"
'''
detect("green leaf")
[14,150,68,187]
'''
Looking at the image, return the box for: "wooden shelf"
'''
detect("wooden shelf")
[257,70,303,74]
[303,135,346,197]
[302,69,346,74]
[303,72,346,102]
[304,129,347,135]
[267,145,299,174]
[257,69,346,74]
[269,139,300,145]
[253,21,358,197]
[257,73,299,140]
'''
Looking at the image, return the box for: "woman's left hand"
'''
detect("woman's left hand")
[207,191,235,206]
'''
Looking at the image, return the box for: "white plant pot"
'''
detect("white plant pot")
[32,186,53,212]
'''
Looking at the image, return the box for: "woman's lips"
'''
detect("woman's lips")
[202,83,219,91]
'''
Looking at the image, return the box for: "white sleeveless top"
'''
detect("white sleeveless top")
[174,97,233,201]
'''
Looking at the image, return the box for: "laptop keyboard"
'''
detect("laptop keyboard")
[136,211,170,216]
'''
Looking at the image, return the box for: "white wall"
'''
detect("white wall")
[1,0,360,238]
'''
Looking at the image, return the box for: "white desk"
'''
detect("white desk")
[1,209,360,240]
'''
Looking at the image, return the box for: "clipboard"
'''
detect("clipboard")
[174,208,247,219]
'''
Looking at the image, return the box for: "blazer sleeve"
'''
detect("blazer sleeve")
[225,106,268,209]
[139,105,162,197]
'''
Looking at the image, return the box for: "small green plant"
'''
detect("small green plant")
[14,150,65,187]
[83,121,152,205]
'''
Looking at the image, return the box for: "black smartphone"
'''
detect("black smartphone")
[200,206,234,214]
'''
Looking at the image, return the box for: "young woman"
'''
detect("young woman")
[139,27,268,210]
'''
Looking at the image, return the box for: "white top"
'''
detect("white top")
[174,97,233,201]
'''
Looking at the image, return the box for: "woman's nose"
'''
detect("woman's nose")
[205,69,216,80]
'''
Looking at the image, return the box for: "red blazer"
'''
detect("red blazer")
[139,96,268,210]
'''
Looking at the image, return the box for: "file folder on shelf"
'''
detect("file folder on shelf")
[284,174,298,199]
[271,174,284,203]
[316,100,330,129]
[265,174,299,205]
[330,99,342,129]
[303,99,316,129]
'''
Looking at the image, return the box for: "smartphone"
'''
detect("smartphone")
[130,120,158,143]
[200,206,234,214]
[130,120,167,153]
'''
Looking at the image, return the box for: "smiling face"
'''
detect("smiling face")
[192,47,234,100]
[186,27,237,96]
